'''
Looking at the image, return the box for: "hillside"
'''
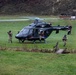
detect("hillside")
[0,0,76,15]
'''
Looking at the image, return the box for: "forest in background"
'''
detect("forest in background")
[0,0,76,15]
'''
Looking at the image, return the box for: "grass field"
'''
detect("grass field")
[0,15,76,50]
[0,51,76,75]
[0,15,76,75]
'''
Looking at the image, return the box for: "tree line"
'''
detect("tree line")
[0,0,76,15]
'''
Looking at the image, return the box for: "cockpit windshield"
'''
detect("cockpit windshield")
[20,28,29,35]
[19,27,33,36]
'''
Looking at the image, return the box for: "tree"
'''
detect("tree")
[0,0,76,15]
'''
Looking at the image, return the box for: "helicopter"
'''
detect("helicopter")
[15,18,69,43]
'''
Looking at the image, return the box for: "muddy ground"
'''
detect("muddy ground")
[0,46,76,54]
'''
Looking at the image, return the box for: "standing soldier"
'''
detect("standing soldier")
[39,30,45,42]
[7,30,13,43]
[67,25,72,35]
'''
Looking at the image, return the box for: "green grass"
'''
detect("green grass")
[0,15,76,75]
[0,51,76,75]
[0,16,76,51]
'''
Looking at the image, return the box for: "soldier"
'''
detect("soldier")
[7,30,13,43]
[67,25,72,35]
[62,34,67,47]
[39,30,45,42]
[53,42,59,52]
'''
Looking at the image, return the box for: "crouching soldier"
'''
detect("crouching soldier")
[62,34,67,47]
[7,30,13,43]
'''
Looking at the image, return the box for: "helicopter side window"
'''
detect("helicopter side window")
[28,29,33,34]
[32,29,39,37]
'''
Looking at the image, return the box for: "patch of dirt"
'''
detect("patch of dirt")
[0,46,76,54]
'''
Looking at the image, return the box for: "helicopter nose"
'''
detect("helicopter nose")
[15,33,27,39]
[15,34,22,39]
[15,35,20,39]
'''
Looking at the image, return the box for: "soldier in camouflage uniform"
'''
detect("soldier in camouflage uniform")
[7,30,13,43]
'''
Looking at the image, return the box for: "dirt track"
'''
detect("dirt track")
[0,46,76,54]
